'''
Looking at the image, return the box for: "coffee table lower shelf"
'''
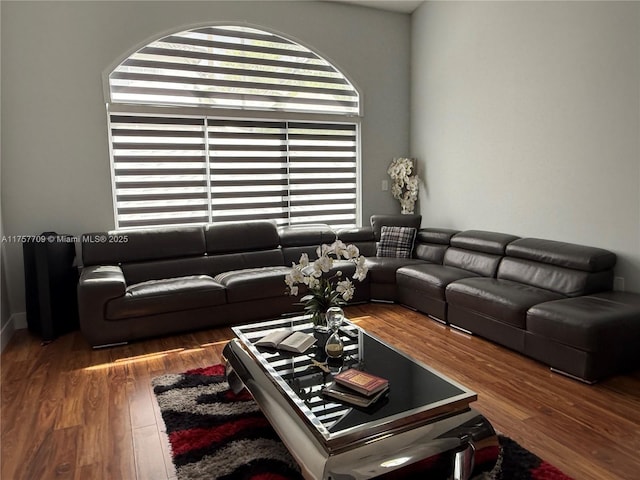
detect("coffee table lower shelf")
[223,339,498,480]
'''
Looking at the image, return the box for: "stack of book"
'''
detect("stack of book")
[322,368,389,408]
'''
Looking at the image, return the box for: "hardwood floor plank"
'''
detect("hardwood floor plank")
[2,304,639,480]
[133,424,171,480]
[48,426,81,480]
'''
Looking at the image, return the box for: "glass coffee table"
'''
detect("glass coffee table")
[223,314,498,480]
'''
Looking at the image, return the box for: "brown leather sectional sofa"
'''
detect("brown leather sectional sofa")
[78,215,640,382]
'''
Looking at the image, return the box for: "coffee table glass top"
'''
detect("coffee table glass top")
[231,314,477,448]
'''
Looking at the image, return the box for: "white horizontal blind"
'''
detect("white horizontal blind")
[110,114,358,229]
[109,25,359,115]
[110,115,209,228]
[288,122,357,228]
[108,25,360,230]
[207,119,289,224]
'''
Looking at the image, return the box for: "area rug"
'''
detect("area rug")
[152,364,573,480]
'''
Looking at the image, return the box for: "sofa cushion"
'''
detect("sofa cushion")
[365,257,425,284]
[370,214,421,241]
[416,228,459,246]
[397,264,480,301]
[205,220,280,254]
[498,257,614,297]
[82,226,206,266]
[506,238,616,272]
[279,224,338,265]
[412,228,456,264]
[207,250,285,277]
[336,227,377,257]
[450,230,520,255]
[121,256,212,285]
[527,294,640,352]
[106,275,225,320]
[214,266,292,303]
[443,248,503,277]
[446,277,564,328]
[278,224,336,248]
[377,226,417,258]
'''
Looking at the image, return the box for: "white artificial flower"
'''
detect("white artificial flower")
[283,239,368,304]
[313,255,333,274]
[354,256,368,281]
[332,240,347,258]
[406,176,419,192]
[344,244,359,259]
[307,276,320,289]
[289,267,305,284]
[336,279,355,301]
[297,252,310,268]
[388,158,420,213]
[391,183,403,200]
[316,243,331,258]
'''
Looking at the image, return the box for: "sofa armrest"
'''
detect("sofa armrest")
[77,265,127,346]
[79,265,126,299]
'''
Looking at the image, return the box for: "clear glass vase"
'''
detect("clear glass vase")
[311,310,329,332]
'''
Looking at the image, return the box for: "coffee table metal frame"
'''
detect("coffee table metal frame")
[223,314,498,480]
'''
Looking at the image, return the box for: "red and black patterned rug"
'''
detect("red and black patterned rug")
[152,364,573,480]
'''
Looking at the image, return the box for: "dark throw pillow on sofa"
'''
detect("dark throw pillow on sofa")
[377,226,417,258]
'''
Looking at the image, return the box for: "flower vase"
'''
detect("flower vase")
[311,310,330,332]
[401,206,414,215]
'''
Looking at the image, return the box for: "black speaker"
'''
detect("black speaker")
[23,233,79,343]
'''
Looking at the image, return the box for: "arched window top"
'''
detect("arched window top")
[108,25,360,115]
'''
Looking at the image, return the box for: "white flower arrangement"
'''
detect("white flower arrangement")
[388,157,420,214]
[285,240,368,326]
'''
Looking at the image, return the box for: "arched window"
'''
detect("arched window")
[106,25,360,229]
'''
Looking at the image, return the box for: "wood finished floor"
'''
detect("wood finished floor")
[2,303,639,480]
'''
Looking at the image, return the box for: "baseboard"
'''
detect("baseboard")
[13,311,27,329]
[0,312,26,353]
[0,319,15,353]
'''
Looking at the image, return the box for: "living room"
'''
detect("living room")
[1,1,639,479]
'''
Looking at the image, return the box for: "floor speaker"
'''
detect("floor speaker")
[23,233,79,343]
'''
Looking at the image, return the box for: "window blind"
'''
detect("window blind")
[207,119,289,224]
[108,25,360,230]
[110,115,209,228]
[110,113,357,229]
[288,122,357,228]
[109,26,359,115]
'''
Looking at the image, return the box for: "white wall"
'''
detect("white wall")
[1,1,411,317]
[412,1,640,292]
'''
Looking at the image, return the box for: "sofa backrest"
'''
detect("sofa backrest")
[370,214,422,241]
[82,226,206,267]
[336,227,376,257]
[204,220,284,275]
[81,226,210,285]
[279,224,337,265]
[82,221,287,284]
[444,230,520,277]
[414,228,459,263]
[498,238,616,296]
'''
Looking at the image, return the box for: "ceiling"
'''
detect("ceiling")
[327,0,424,14]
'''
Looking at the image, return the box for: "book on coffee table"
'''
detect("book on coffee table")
[255,329,317,354]
[334,368,389,396]
[322,381,389,408]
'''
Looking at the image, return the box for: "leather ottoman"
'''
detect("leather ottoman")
[525,292,640,382]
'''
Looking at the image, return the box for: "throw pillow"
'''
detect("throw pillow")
[376,226,417,258]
